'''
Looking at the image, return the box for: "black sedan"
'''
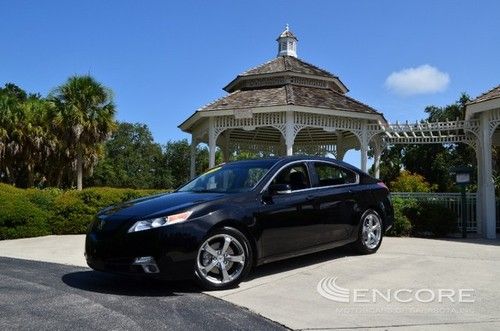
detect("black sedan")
[86,156,393,290]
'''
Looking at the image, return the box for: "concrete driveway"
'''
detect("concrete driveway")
[1,235,500,330]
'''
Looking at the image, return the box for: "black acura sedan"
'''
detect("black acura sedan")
[86,156,393,290]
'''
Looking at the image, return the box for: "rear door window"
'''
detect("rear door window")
[313,162,357,187]
[271,163,311,191]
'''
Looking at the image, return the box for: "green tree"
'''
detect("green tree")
[161,140,223,189]
[376,145,404,185]
[13,98,57,187]
[0,85,57,187]
[163,139,191,189]
[50,76,116,190]
[1,83,28,102]
[89,122,170,188]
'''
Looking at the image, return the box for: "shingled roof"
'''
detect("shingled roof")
[241,56,338,79]
[199,85,380,115]
[468,85,500,105]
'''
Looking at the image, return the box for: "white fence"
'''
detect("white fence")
[391,192,478,232]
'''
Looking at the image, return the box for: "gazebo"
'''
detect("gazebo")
[179,26,387,178]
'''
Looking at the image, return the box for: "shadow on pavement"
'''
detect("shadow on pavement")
[248,246,350,281]
[62,246,352,294]
[62,270,200,296]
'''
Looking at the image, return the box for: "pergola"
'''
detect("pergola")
[179,26,499,239]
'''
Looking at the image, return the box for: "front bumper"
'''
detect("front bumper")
[85,220,210,280]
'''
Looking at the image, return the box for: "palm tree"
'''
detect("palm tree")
[0,93,17,183]
[15,98,56,187]
[50,76,116,190]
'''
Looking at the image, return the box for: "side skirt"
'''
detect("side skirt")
[255,236,358,266]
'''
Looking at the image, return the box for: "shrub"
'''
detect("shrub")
[0,191,51,239]
[25,187,61,211]
[0,183,24,195]
[386,197,457,237]
[51,191,94,234]
[386,197,414,236]
[50,187,163,235]
[390,171,437,192]
[0,184,165,239]
[405,201,457,237]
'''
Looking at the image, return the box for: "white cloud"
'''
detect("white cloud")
[385,64,450,96]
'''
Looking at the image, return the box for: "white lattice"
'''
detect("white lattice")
[384,119,480,145]
[199,109,492,156]
[214,112,286,140]
[488,108,500,136]
[293,112,363,133]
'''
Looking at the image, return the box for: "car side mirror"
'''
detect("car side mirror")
[268,183,292,195]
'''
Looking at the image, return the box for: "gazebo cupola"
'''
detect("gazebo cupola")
[277,24,298,57]
[179,26,388,179]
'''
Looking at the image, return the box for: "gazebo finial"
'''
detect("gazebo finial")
[277,24,298,58]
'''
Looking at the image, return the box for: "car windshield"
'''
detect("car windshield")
[177,160,276,193]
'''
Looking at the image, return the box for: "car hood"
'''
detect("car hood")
[98,191,226,220]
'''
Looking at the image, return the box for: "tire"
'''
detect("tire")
[353,209,384,254]
[194,226,253,290]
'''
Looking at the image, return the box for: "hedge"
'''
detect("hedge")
[0,184,459,240]
[0,184,164,240]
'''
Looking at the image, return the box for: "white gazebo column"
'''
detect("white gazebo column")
[208,117,216,168]
[360,121,368,172]
[373,148,382,179]
[279,135,287,156]
[190,137,197,179]
[479,112,496,239]
[372,137,383,179]
[475,147,483,235]
[285,111,295,156]
[360,146,368,173]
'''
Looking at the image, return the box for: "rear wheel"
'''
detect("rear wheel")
[194,227,253,290]
[354,209,383,254]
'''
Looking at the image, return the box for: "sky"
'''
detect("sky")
[1,0,499,167]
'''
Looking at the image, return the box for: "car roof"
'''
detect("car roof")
[221,155,362,173]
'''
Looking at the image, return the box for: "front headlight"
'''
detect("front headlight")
[128,211,193,233]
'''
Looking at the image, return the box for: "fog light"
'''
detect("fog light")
[144,265,159,273]
[133,256,159,274]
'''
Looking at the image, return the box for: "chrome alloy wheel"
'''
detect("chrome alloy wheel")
[196,234,246,285]
[362,212,382,249]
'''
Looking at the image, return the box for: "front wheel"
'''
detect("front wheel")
[194,227,253,290]
[353,209,384,254]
